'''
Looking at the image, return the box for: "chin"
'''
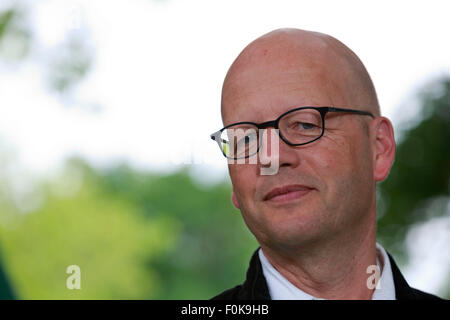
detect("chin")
[258,215,326,249]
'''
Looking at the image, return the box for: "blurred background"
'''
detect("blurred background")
[0,0,449,299]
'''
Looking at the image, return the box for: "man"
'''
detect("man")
[210,28,442,300]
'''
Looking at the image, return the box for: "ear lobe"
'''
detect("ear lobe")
[373,117,396,182]
[231,191,240,209]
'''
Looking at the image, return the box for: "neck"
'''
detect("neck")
[259,211,377,300]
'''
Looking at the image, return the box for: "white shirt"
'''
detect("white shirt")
[259,242,396,300]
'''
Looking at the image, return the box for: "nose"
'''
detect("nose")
[258,128,301,174]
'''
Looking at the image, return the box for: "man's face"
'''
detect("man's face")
[222,45,376,251]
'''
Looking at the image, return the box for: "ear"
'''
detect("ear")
[231,190,240,209]
[372,117,396,182]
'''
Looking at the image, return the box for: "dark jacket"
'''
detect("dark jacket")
[212,248,444,300]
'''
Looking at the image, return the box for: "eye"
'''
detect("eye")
[295,122,316,130]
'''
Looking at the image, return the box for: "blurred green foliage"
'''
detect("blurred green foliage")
[0,161,179,299]
[377,79,450,265]
[46,36,93,93]
[0,7,30,61]
[92,162,258,299]
[0,9,14,38]
[0,158,257,299]
[0,4,92,93]
[0,253,15,299]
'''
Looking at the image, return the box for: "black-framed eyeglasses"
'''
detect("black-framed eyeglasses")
[210,106,374,160]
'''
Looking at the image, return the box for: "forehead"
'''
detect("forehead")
[221,60,351,126]
[220,32,358,126]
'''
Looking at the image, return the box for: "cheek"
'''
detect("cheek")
[228,164,258,203]
[311,135,373,214]
[315,128,371,177]
[309,138,357,201]
[309,141,349,178]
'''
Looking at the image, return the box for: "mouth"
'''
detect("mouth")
[263,184,314,203]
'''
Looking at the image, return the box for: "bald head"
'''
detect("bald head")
[221,28,380,125]
[219,29,397,286]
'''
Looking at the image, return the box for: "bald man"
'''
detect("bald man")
[210,29,442,300]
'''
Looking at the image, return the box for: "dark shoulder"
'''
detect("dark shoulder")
[410,287,446,300]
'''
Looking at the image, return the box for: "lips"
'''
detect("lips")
[263,184,313,202]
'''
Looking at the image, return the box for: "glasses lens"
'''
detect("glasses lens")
[220,124,259,159]
[279,108,323,144]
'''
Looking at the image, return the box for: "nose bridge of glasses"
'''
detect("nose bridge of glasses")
[256,120,279,143]
[257,120,278,129]
[256,120,282,146]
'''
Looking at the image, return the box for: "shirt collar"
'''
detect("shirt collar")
[259,242,396,300]
[372,242,396,300]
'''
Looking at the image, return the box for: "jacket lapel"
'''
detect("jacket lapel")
[387,252,422,300]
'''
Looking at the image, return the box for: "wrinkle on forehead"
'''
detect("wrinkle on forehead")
[221,28,380,124]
